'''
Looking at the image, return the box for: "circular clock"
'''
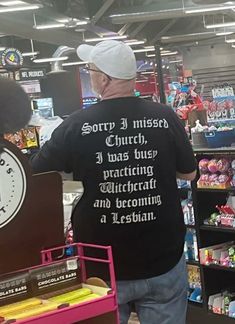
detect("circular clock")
[0,147,27,228]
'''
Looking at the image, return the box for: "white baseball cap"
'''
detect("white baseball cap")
[77,40,137,80]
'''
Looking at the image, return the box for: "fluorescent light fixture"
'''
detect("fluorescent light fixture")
[140,71,154,75]
[133,48,155,53]
[161,51,178,56]
[76,21,88,26]
[22,51,39,57]
[216,31,234,36]
[232,44,235,48]
[226,37,235,43]
[146,51,178,58]
[84,35,127,42]
[185,5,235,14]
[0,4,41,12]
[35,23,65,30]
[33,56,68,63]
[0,0,26,6]
[0,0,25,5]
[169,60,183,63]
[136,80,148,83]
[125,40,146,46]
[62,61,88,66]
[206,21,235,29]
[146,54,156,57]
[0,46,6,51]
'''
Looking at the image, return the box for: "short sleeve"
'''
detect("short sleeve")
[30,118,74,174]
[168,109,197,174]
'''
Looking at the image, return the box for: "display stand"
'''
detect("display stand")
[0,243,119,324]
[0,139,119,323]
[187,147,235,324]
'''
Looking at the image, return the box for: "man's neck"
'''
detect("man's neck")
[101,79,135,100]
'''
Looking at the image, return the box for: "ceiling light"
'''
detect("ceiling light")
[33,56,68,63]
[216,31,234,36]
[185,5,235,14]
[84,35,127,42]
[0,0,25,4]
[0,4,41,13]
[146,51,178,58]
[0,46,6,51]
[62,61,88,66]
[226,37,235,42]
[232,44,235,48]
[125,40,146,46]
[140,71,154,74]
[35,23,65,30]
[22,51,39,57]
[136,80,148,83]
[133,48,155,53]
[161,51,178,56]
[146,54,156,57]
[206,21,235,29]
[76,21,88,26]
[169,60,183,63]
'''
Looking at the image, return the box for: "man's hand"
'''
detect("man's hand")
[176,170,197,181]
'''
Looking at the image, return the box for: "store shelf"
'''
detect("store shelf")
[197,188,235,193]
[200,225,235,233]
[187,260,200,266]
[202,264,235,272]
[194,147,235,154]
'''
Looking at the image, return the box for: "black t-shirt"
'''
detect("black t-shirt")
[31,97,196,280]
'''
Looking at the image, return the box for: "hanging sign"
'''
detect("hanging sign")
[1,48,23,70]
[15,69,46,81]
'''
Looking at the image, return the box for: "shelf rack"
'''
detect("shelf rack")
[187,148,235,324]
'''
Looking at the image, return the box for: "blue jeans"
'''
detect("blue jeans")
[116,254,188,324]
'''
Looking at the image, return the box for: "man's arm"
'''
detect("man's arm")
[30,118,73,174]
[176,170,197,181]
[168,108,197,179]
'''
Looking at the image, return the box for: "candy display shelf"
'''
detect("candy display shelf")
[0,243,119,324]
[187,148,235,324]
[200,225,235,233]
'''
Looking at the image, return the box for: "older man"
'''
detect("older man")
[31,40,196,324]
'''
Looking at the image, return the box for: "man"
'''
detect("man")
[31,40,196,324]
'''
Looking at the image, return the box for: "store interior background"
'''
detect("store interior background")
[2,1,235,324]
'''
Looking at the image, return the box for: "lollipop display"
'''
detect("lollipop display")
[207,159,218,173]
[217,158,230,173]
[199,159,209,173]
[198,157,232,189]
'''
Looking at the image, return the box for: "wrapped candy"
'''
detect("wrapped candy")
[231,175,235,187]
[231,160,235,171]
[208,159,219,173]
[217,158,230,173]
[218,174,229,184]
[209,174,219,186]
[199,159,209,173]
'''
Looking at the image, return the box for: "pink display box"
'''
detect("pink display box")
[0,243,119,324]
